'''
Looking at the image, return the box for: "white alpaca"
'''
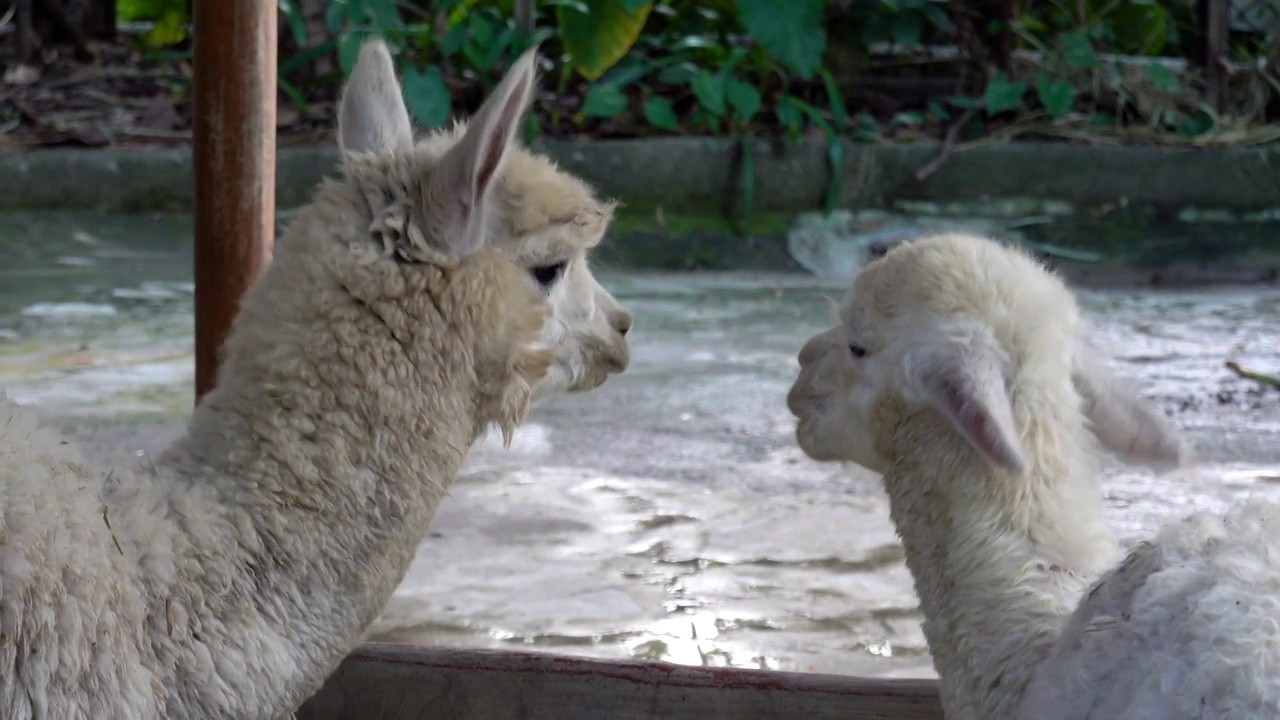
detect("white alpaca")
[786,233,1276,719]
[0,40,630,719]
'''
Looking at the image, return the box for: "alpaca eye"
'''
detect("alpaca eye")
[530,261,567,288]
[849,344,867,358]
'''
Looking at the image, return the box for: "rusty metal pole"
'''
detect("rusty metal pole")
[191,0,277,403]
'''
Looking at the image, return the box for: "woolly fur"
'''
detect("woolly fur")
[0,39,624,719]
[784,233,1263,720]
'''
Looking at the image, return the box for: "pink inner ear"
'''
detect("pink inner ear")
[474,125,510,196]
[937,373,1026,474]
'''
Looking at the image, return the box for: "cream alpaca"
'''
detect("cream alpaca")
[785,233,1272,720]
[0,40,628,719]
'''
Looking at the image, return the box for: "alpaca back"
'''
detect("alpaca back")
[1024,498,1280,719]
[0,394,163,718]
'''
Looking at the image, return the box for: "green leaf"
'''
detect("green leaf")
[1178,106,1217,138]
[818,68,848,132]
[142,9,188,47]
[852,111,879,141]
[775,97,803,134]
[323,0,347,33]
[462,13,501,69]
[643,96,680,131]
[278,0,309,48]
[597,56,654,89]
[558,0,654,81]
[983,72,1026,116]
[120,0,186,23]
[337,31,367,75]
[478,24,519,71]
[278,77,308,111]
[946,94,980,109]
[780,96,844,210]
[920,4,951,31]
[279,38,339,76]
[1035,74,1075,118]
[891,12,924,46]
[360,0,401,35]
[1143,63,1181,92]
[691,72,726,116]
[402,66,452,129]
[439,22,468,56]
[1021,16,1046,32]
[734,0,827,80]
[726,78,762,121]
[658,62,699,85]
[470,10,497,46]
[1060,31,1098,69]
[690,106,721,133]
[582,84,630,118]
[926,99,950,120]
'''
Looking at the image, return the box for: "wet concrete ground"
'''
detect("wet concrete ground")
[3,211,1280,679]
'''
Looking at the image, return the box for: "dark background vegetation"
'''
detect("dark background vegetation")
[2,0,1278,151]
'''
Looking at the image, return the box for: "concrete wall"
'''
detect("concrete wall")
[3,139,1278,214]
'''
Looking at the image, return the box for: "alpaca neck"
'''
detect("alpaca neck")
[883,411,1117,720]
[109,272,483,716]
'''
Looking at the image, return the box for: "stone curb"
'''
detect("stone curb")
[2,138,1278,213]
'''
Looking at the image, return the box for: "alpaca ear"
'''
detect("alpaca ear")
[424,46,538,258]
[1073,351,1194,470]
[909,333,1026,474]
[338,38,414,156]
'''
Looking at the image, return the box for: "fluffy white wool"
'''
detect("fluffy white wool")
[786,232,1276,720]
[0,39,629,719]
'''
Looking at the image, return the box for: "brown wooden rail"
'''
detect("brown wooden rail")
[191,0,277,402]
[296,644,944,720]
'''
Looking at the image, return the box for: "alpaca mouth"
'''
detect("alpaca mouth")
[792,415,820,456]
[569,364,612,393]
[786,386,824,420]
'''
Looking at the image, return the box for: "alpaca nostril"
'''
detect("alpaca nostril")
[612,311,633,338]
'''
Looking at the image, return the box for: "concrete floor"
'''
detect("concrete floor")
[4,212,1280,678]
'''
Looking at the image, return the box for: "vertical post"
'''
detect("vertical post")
[191,0,277,403]
[1194,0,1231,115]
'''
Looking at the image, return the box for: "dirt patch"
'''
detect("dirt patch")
[0,40,334,152]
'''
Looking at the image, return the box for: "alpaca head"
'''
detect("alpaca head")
[334,39,631,400]
[787,232,1193,475]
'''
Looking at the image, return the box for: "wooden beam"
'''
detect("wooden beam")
[296,644,944,720]
[191,0,277,403]
[1195,0,1232,115]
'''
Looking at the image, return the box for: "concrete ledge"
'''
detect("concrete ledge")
[2,139,1279,213]
[3,139,1279,279]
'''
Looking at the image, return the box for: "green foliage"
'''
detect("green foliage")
[557,0,654,81]
[118,0,188,47]
[402,66,452,129]
[983,72,1026,116]
[858,0,951,47]
[1035,74,1075,118]
[1059,31,1099,69]
[1143,63,1181,92]
[111,0,1269,153]
[582,84,630,118]
[642,95,680,131]
[726,79,761,123]
[734,0,826,79]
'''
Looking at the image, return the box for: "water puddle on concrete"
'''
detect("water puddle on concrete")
[2,210,1279,679]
